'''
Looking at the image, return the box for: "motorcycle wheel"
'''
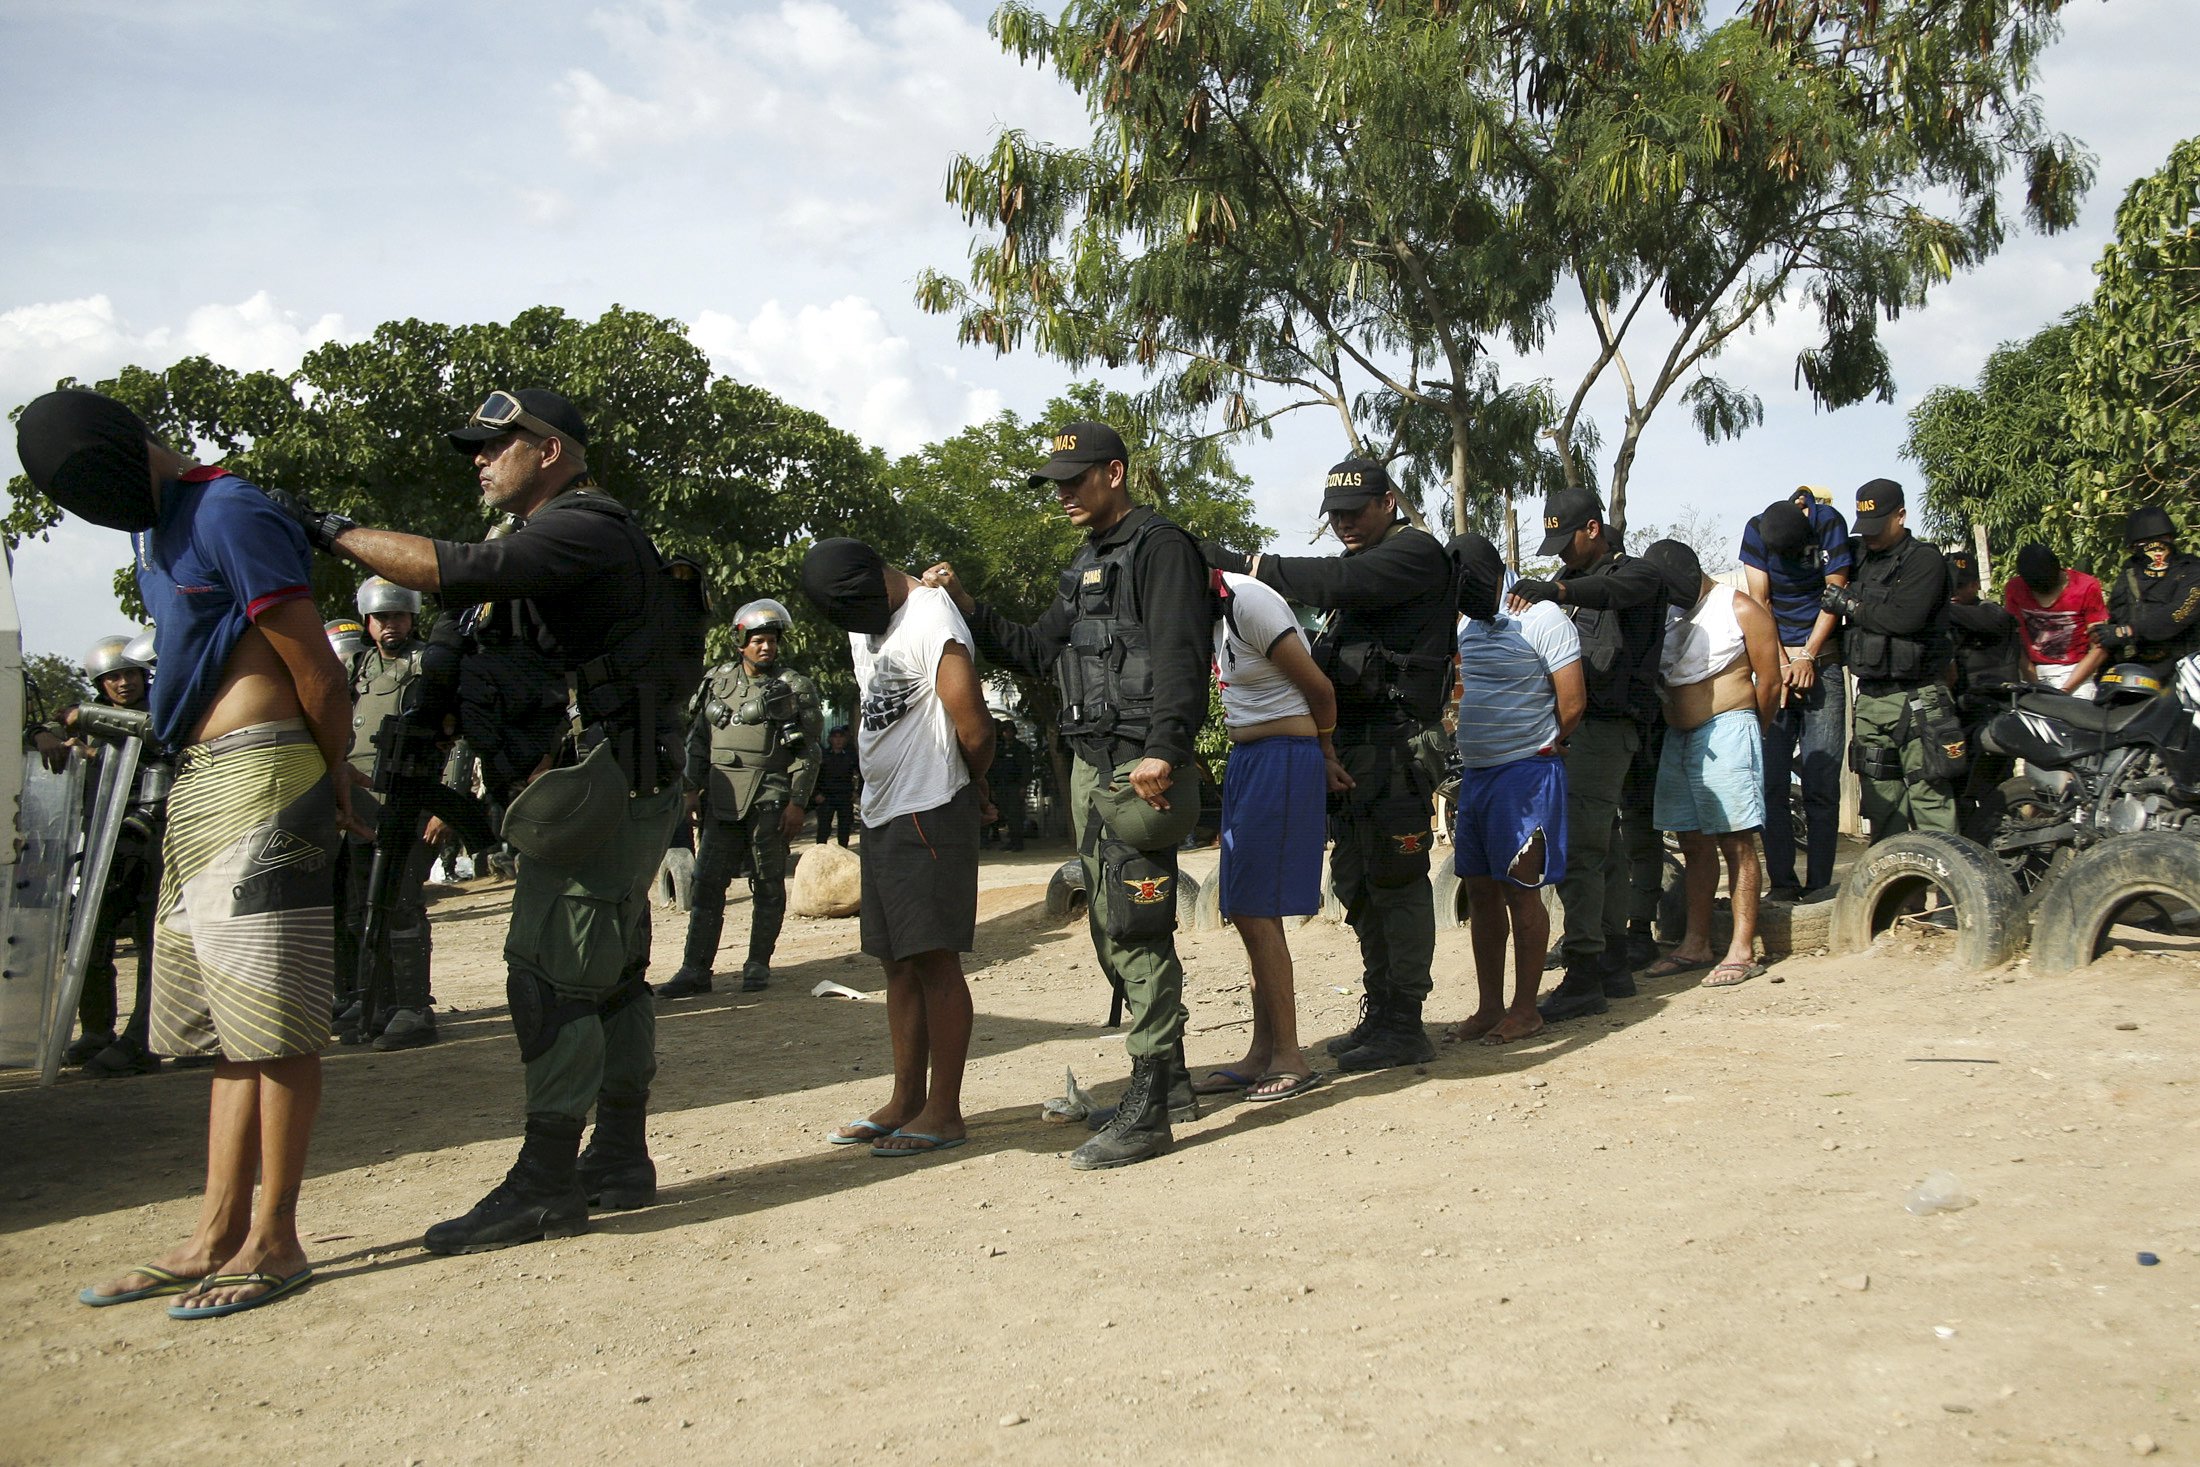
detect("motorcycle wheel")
[1976,776,2073,907]
[2029,831,2200,974]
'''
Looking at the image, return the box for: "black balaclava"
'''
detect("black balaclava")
[14,389,159,532]
[799,537,893,635]
[1758,500,1811,556]
[1446,532,1506,621]
[1639,538,1704,607]
[2015,543,2061,596]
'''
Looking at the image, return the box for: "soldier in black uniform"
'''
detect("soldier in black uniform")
[923,421,1210,1170]
[1507,488,1665,1022]
[281,388,700,1252]
[1945,546,2025,826]
[986,721,1030,851]
[1820,479,1959,841]
[812,725,859,846]
[1206,458,1454,1071]
[658,600,821,999]
[2094,505,2200,678]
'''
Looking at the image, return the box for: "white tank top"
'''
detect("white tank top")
[1661,583,1747,687]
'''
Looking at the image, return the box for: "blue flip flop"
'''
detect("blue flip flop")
[165,1267,314,1320]
[870,1131,968,1159]
[77,1264,201,1308]
[828,1118,897,1147]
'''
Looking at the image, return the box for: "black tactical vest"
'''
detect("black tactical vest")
[1844,534,1950,687]
[1055,514,1178,765]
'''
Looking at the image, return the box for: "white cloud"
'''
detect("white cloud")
[557,0,1089,222]
[689,295,1000,456]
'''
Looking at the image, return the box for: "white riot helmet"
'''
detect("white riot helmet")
[733,598,793,645]
[84,632,151,681]
[356,576,422,619]
[326,617,370,660]
[121,626,157,668]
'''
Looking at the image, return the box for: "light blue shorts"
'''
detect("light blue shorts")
[1653,708,1766,835]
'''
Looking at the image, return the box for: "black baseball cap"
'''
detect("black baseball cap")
[1757,499,1812,556]
[1537,486,1606,556]
[1028,421,1128,488]
[448,388,591,455]
[1852,478,1904,534]
[1946,548,1981,588]
[1318,457,1395,515]
[2124,504,2176,545]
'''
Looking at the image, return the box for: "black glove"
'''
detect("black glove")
[259,486,356,554]
[2088,620,2133,650]
[1196,538,1250,576]
[1508,578,1562,605]
[1819,583,1860,618]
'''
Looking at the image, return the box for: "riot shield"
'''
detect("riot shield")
[0,752,88,1071]
[41,734,142,1084]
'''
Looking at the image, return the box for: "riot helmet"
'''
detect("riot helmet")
[84,633,150,681]
[733,599,793,645]
[121,626,157,669]
[356,576,422,618]
[326,617,370,660]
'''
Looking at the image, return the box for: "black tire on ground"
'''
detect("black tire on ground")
[2028,832,2200,976]
[1045,858,1088,921]
[1828,830,2029,970]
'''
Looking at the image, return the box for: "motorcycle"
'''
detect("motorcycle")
[1969,653,2200,900]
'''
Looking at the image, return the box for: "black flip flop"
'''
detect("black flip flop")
[1243,1071,1324,1104]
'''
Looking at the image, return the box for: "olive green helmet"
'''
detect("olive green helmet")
[326,617,370,660]
[356,576,422,619]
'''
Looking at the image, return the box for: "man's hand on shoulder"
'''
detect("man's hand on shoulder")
[258,486,356,554]
[921,562,975,615]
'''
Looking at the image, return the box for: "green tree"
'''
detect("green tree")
[22,651,90,723]
[2064,134,2200,557]
[4,307,897,677]
[921,1,2089,539]
[1902,318,2085,560]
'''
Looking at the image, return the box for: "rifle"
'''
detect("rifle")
[346,616,495,1043]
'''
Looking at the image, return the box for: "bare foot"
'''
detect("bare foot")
[84,1236,239,1302]
[1479,1011,1545,1046]
[171,1238,312,1311]
[1444,1010,1505,1043]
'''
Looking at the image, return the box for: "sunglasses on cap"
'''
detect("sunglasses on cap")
[468,391,569,443]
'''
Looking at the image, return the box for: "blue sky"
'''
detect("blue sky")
[3,0,2193,658]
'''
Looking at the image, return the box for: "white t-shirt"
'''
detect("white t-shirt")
[1213,573,1313,727]
[849,586,973,827]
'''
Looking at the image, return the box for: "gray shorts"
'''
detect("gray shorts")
[859,782,981,962]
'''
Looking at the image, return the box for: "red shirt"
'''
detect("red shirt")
[2003,571,2107,665]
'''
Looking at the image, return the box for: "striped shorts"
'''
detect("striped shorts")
[150,719,339,1062]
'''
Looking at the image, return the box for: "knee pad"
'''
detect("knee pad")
[506,969,598,1064]
[749,877,787,913]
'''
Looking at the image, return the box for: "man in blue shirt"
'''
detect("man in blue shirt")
[1737,491,1852,899]
[21,388,363,1321]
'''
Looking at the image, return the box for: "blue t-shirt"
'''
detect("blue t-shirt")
[1737,502,1854,645]
[1454,602,1582,769]
[132,469,314,748]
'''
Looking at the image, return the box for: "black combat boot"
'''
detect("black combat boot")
[1537,963,1611,1022]
[1601,944,1639,1000]
[1337,997,1436,1072]
[1083,1042,1199,1131]
[1070,1053,1173,1171]
[1324,995,1383,1057]
[739,960,770,993]
[576,1094,657,1210]
[423,1114,590,1255]
[655,965,713,1001]
[372,969,439,1052]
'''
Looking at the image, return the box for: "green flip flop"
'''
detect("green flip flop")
[78,1264,202,1308]
[166,1267,315,1320]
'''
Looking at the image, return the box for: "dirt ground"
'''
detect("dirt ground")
[3,837,2197,1466]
